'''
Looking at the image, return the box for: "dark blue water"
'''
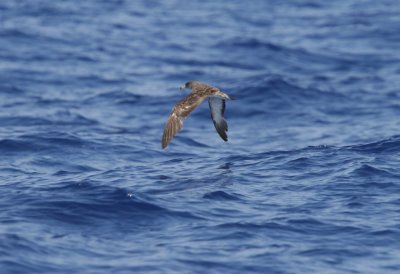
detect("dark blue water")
[1,0,400,273]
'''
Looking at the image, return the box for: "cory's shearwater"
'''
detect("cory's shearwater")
[161,81,234,149]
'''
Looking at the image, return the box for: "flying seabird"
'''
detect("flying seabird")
[161,81,234,149]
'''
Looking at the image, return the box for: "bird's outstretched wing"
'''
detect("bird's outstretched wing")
[161,92,208,149]
[208,97,228,142]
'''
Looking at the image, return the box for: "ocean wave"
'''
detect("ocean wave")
[349,135,400,154]
[203,191,243,201]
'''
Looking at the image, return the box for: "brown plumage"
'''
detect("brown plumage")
[161,81,233,149]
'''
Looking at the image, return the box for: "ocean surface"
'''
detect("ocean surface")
[1,0,400,273]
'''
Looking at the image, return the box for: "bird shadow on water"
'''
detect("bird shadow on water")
[143,159,236,197]
[216,161,234,184]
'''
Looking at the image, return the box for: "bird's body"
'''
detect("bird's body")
[161,81,233,149]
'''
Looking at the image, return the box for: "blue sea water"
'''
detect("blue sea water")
[1,0,400,273]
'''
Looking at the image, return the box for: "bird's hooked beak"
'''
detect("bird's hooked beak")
[179,84,186,90]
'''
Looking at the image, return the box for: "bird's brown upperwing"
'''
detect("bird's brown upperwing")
[161,92,209,149]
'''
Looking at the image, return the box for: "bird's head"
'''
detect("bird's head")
[180,81,196,90]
